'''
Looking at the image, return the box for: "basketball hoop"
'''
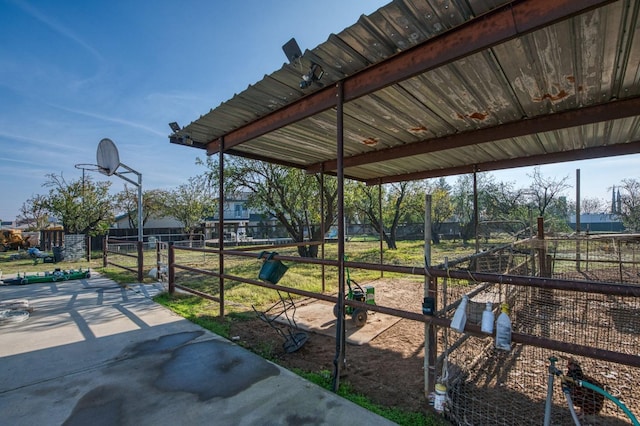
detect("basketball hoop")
[96,138,120,176]
[93,138,144,243]
[74,163,106,173]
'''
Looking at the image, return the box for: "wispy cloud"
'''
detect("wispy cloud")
[0,131,79,151]
[47,104,166,137]
[11,0,104,63]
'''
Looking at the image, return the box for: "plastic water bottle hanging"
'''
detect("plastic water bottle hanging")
[495,303,512,351]
[481,301,494,334]
[450,294,468,333]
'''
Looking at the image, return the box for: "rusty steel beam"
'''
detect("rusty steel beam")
[366,140,640,185]
[308,97,640,174]
[205,0,615,155]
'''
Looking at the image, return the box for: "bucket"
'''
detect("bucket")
[258,252,288,284]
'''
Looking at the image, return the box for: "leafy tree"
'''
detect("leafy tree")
[210,157,337,258]
[164,175,216,240]
[40,173,113,236]
[18,194,50,230]
[617,178,640,232]
[450,173,527,243]
[348,181,425,249]
[428,178,454,244]
[483,179,520,220]
[451,174,483,243]
[115,186,169,228]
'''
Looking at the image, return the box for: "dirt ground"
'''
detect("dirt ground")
[229,278,432,415]
[227,276,640,425]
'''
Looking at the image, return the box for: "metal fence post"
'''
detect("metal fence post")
[168,242,175,295]
[156,241,161,281]
[103,237,108,268]
[137,240,144,282]
[86,235,91,262]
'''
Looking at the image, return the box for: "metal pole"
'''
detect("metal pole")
[576,169,581,271]
[103,237,107,268]
[474,167,479,257]
[379,179,383,278]
[219,137,225,318]
[137,173,143,281]
[332,81,346,393]
[137,240,143,282]
[424,194,436,397]
[168,242,175,294]
[320,169,325,293]
[138,173,143,243]
[156,241,161,280]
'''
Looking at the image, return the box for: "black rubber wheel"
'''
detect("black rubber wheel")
[352,308,368,327]
[333,303,340,318]
[21,278,28,285]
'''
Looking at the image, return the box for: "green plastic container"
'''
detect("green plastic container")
[258,252,288,284]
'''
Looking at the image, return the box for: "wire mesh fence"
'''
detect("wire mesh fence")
[138,229,640,425]
[438,234,640,425]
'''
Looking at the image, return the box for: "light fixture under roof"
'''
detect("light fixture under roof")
[168,122,181,132]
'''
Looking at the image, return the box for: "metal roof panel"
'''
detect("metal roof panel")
[175,0,640,184]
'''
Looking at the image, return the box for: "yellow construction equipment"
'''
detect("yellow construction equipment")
[0,229,31,252]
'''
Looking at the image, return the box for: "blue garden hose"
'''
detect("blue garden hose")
[577,379,639,426]
[545,357,639,426]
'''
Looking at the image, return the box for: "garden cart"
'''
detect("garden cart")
[333,262,375,327]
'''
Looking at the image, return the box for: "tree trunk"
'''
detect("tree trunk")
[297,244,319,258]
[383,232,397,250]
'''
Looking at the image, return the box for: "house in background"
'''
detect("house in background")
[111,192,279,242]
[204,193,280,242]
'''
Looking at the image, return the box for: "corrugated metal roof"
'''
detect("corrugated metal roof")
[173,0,640,184]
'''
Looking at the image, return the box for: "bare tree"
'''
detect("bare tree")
[527,167,571,217]
[580,197,606,214]
[18,194,50,230]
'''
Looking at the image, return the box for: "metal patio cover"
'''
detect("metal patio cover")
[170,0,640,185]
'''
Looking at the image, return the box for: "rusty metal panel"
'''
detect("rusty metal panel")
[399,51,524,134]
[492,2,626,118]
[619,1,640,96]
[176,0,639,185]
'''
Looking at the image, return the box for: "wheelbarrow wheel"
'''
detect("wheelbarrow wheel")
[352,308,367,327]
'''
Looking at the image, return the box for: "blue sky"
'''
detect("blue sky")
[0,0,636,221]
